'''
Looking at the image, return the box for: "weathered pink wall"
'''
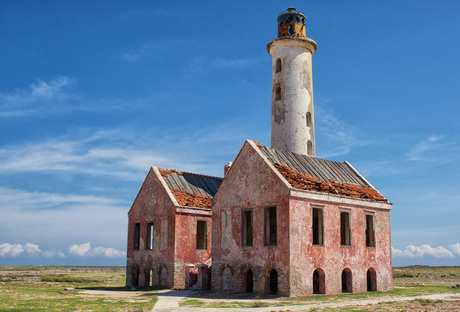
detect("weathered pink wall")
[212,140,392,296]
[127,167,213,289]
[212,141,292,295]
[288,196,392,296]
[174,207,212,288]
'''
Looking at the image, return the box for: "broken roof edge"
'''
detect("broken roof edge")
[246,139,294,191]
[152,166,181,207]
[158,167,223,182]
[343,161,376,189]
[290,188,392,210]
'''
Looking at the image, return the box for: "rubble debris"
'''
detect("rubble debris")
[159,168,183,177]
[170,188,213,209]
[253,141,263,149]
[274,163,387,202]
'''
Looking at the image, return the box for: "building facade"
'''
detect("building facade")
[126,7,392,297]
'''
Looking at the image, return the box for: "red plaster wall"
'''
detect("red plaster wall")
[174,209,212,288]
[212,141,292,295]
[127,167,214,289]
[126,168,177,288]
[289,196,392,296]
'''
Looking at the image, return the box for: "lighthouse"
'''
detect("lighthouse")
[267,7,317,156]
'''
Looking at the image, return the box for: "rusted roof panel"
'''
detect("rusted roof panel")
[160,170,223,198]
[260,146,370,187]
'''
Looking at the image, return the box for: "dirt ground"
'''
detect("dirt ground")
[2,266,459,311]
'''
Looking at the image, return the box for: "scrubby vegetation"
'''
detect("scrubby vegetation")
[0,266,157,312]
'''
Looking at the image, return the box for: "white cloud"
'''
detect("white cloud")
[42,250,66,258]
[0,129,169,180]
[0,243,25,257]
[68,242,92,257]
[392,244,455,258]
[0,77,75,117]
[68,242,126,258]
[24,243,41,255]
[121,40,185,63]
[0,242,125,259]
[0,243,41,257]
[449,243,460,256]
[188,55,263,74]
[406,135,444,161]
[315,105,369,158]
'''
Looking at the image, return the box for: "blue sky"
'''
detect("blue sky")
[1,1,459,266]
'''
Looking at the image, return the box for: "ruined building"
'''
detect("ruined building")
[126,7,393,296]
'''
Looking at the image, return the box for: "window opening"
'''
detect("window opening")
[312,208,323,246]
[306,112,312,127]
[242,210,253,246]
[367,268,377,291]
[264,206,277,245]
[222,267,232,290]
[246,269,254,293]
[144,269,150,287]
[307,140,313,156]
[340,211,351,246]
[132,267,139,286]
[366,214,375,247]
[133,223,140,250]
[146,222,154,250]
[275,85,281,101]
[159,267,167,286]
[287,25,295,35]
[196,220,207,250]
[160,218,168,250]
[269,269,278,295]
[341,268,352,293]
[313,268,325,294]
[275,58,282,73]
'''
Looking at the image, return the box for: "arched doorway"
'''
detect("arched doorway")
[132,267,139,287]
[313,268,325,294]
[367,268,377,291]
[341,268,352,293]
[159,266,167,287]
[269,269,278,295]
[222,267,232,291]
[245,269,254,293]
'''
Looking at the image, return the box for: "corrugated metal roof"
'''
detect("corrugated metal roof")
[260,146,370,187]
[161,170,223,198]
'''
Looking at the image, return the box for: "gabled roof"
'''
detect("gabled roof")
[260,146,369,186]
[258,144,387,202]
[158,168,223,209]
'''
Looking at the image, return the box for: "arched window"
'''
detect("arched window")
[275,85,281,101]
[313,268,325,294]
[245,269,254,293]
[341,268,352,293]
[367,268,377,291]
[269,269,278,295]
[306,112,312,127]
[275,58,282,73]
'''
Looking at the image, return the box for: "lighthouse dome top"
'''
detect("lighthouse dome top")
[277,7,306,26]
[276,7,307,38]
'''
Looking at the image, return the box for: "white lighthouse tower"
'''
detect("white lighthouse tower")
[267,7,317,156]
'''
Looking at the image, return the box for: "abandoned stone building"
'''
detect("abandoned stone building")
[126,7,393,296]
